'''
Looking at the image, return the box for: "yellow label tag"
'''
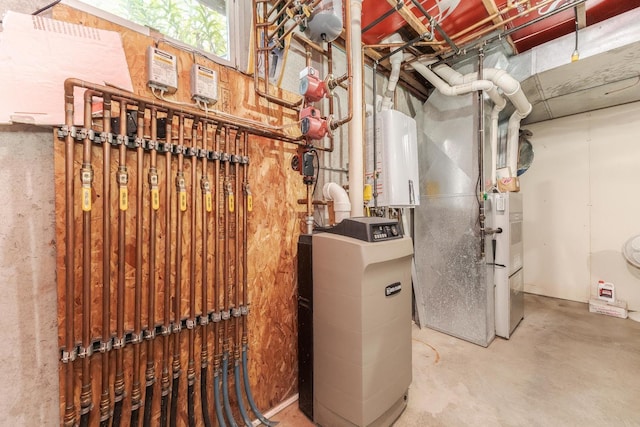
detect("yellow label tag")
[247,194,253,212]
[229,194,235,213]
[81,187,91,212]
[205,192,212,213]
[152,188,160,211]
[119,187,128,211]
[180,191,187,212]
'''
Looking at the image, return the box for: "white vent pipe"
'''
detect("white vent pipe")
[432,64,532,179]
[348,0,364,217]
[380,34,404,110]
[323,182,352,224]
[412,61,495,95]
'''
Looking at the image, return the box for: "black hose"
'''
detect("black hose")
[214,371,227,427]
[143,384,154,427]
[112,400,123,427]
[201,367,212,427]
[188,383,196,427]
[222,353,239,427]
[170,376,180,427]
[242,344,278,426]
[131,408,140,427]
[160,393,169,427]
[79,413,89,427]
[234,361,253,426]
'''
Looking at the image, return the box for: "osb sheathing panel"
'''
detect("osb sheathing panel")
[53,4,306,425]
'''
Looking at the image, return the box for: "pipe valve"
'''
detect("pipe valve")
[300,106,329,140]
[299,67,328,102]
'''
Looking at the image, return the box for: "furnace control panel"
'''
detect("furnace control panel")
[324,217,403,242]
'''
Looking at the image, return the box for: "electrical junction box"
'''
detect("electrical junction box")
[191,64,218,105]
[146,46,178,94]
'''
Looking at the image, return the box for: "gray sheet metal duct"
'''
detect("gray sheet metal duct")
[414,91,495,347]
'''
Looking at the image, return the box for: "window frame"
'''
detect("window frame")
[61,0,250,71]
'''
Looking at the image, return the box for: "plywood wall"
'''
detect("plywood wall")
[53,4,306,425]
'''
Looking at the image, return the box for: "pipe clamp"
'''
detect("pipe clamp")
[115,135,127,146]
[241,305,249,316]
[99,340,112,353]
[186,319,196,329]
[172,323,182,333]
[112,337,125,349]
[60,347,77,363]
[231,308,241,318]
[220,152,230,162]
[208,150,220,161]
[221,310,230,321]
[77,344,94,358]
[211,312,222,323]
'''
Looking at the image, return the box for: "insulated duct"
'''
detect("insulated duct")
[323,182,351,223]
[348,0,364,217]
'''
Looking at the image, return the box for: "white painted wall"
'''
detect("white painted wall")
[521,101,640,311]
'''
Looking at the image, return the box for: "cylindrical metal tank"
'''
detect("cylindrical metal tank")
[304,0,344,43]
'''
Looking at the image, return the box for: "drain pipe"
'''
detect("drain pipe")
[323,182,351,224]
[348,0,364,217]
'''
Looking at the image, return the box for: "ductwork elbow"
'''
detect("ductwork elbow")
[323,182,351,224]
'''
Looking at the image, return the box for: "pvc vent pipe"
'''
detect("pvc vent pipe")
[323,182,352,223]
[380,34,404,111]
[348,0,364,217]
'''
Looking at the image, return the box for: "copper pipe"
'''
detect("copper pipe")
[234,132,242,361]
[213,125,222,373]
[62,70,76,427]
[63,79,303,145]
[242,133,250,346]
[292,32,329,56]
[187,118,199,427]
[222,128,232,354]
[160,112,174,427]
[130,102,147,425]
[112,98,129,426]
[170,113,187,427]
[252,1,304,111]
[99,94,113,427]
[79,89,95,426]
[199,122,213,427]
[144,106,159,427]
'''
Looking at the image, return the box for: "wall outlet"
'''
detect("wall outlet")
[147,46,178,93]
[191,64,218,105]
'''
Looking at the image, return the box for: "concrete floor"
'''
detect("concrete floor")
[272,293,640,426]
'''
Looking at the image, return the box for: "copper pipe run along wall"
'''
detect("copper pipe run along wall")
[187,118,199,427]
[130,101,147,427]
[112,98,129,427]
[63,78,304,146]
[78,89,95,427]
[212,125,226,427]
[170,113,187,427]
[160,112,174,427]
[144,106,159,427]
[200,121,213,427]
[62,70,77,427]
[99,95,113,427]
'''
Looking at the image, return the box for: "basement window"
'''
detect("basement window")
[68,0,231,60]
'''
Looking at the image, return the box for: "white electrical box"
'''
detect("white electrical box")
[365,108,420,207]
[146,46,178,93]
[190,64,218,105]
